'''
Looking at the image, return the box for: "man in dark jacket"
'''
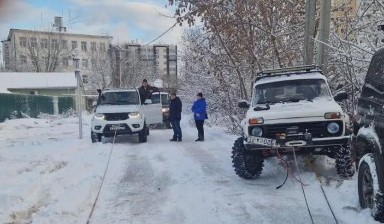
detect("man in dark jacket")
[169,93,182,142]
[138,79,159,104]
[192,92,207,141]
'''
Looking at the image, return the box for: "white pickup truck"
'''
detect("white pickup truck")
[91,89,162,143]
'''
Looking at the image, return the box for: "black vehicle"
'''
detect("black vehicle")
[151,92,172,128]
[354,48,384,223]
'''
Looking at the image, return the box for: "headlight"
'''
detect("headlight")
[324,112,341,119]
[129,112,140,118]
[94,113,105,120]
[162,108,169,113]
[327,122,340,134]
[251,127,263,136]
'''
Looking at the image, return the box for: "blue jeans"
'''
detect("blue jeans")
[171,120,182,139]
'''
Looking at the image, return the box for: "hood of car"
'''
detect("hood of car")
[95,105,141,114]
[247,100,343,121]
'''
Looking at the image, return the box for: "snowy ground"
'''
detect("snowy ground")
[0,115,379,224]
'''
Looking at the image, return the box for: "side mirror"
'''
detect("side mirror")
[144,99,152,104]
[334,91,348,102]
[92,101,97,107]
[238,100,250,109]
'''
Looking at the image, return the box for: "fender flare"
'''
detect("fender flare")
[357,128,384,194]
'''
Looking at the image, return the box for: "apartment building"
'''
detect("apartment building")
[112,42,177,89]
[331,0,359,38]
[1,27,111,73]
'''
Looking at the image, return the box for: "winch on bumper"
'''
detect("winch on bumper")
[244,125,351,157]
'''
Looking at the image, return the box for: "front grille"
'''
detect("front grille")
[103,124,132,134]
[104,113,129,121]
[249,121,344,138]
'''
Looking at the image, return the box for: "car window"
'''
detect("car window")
[253,79,331,105]
[361,50,384,104]
[151,93,169,105]
[100,92,139,105]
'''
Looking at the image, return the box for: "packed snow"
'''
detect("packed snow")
[0,115,380,224]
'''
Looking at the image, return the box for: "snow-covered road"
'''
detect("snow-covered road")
[0,115,379,224]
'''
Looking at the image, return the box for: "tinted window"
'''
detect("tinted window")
[361,50,384,104]
[99,92,139,105]
[151,93,169,105]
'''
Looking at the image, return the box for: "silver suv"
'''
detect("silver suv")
[91,89,162,143]
[232,66,354,179]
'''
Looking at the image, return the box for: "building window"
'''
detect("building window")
[81,41,87,51]
[82,75,88,84]
[30,38,37,48]
[82,59,88,68]
[62,57,69,67]
[61,40,68,49]
[19,37,27,47]
[71,41,77,50]
[20,55,27,63]
[51,39,59,49]
[100,43,106,51]
[29,90,38,95]
[41,39,48,49]
[91,42,96,51]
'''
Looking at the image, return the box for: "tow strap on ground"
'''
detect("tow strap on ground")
[86,130,117,224]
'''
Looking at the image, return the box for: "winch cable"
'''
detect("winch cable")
[276,148,309,189]
[292,146,315,224]
[307,158,339,224]
[86,130,117,224]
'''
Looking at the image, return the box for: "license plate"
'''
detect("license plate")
[110,125,125,131]
[249,136,278,147]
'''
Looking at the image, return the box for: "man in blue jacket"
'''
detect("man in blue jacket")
[192,92,207,141]
[169,93,182,142]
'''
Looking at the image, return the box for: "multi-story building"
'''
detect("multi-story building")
[111,42,178,90]
[1,18,111,74]
[331,0,359,38]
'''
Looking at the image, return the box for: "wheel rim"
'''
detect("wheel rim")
[362,168,374,208]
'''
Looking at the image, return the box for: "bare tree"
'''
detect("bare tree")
[15,30,71,72]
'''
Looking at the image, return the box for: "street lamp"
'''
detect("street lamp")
[72,50,83,139]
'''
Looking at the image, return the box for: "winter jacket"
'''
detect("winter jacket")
[169,97,182,121]
[138,85,159,104]
[192,98,207,120]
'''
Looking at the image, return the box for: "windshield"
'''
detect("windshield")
[253,79,331,105]
[99,91,139,105]
[151,93,170,105]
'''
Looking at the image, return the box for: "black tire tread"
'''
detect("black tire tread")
[335,146,355,178]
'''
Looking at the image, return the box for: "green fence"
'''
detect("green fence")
[0,93,75,122]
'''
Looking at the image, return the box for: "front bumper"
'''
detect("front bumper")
[244,136,351,150]
[91,118,145,135]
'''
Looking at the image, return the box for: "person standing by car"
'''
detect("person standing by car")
[192,92,207,141]
[138,79,159,104]
[169,93,182,142]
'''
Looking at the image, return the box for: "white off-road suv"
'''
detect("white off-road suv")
[91,89,162,143]
[232,66,354,179]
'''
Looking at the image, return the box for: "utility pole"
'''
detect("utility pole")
[304,0,317,65]
[73,56,83,139]
[317,0,332,75]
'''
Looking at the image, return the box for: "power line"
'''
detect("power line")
[145,22,178,46]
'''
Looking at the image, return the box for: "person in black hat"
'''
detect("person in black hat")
[169,93,182,142]
[138,79,159,104]
[191,92,207,141]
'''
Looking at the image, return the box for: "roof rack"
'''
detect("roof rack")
[255,65,323,81]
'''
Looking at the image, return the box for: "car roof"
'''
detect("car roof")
[255,72,327,85]
[102,89,138,93]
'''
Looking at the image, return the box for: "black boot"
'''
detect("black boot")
[170,138,177,141]
[177,137,182,142]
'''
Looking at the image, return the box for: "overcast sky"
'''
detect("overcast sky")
[0,0,184,45]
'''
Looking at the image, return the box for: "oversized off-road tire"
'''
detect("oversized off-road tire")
[358,154,384,223]
[335,145,355,178]
[91,131,102,143]
[138,124,148,143]
[231,137,264,179]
